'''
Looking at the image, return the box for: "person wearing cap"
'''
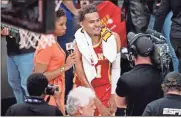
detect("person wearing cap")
[143,72,181,116]
[115,36,163,116]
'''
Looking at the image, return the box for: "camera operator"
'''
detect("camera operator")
[115,35,163,116]
[143,72,181,116]
[6,73,63,116]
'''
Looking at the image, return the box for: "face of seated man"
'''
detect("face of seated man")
[76,98,96,116]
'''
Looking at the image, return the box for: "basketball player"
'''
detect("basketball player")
[73,5,121,116]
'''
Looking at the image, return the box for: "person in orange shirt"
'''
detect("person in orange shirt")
[33,8,76,115]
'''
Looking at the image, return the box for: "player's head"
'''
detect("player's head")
[78,4,101,36]
[27,73,48,96]
[66,86,96,116]
[162,72,181,95]
[54,8,67,36]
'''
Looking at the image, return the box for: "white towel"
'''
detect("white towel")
[74,28,117,83]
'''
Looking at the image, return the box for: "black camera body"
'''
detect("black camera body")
[44,84,59,95]
[151,38,172,76]
[124,31,172,76]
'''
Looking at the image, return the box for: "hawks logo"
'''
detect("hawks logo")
[101,27,112,42]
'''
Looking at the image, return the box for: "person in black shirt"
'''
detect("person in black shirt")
[115,35,163,116]
[6,73,63,116]
[143,72,181,116]
[154,0,181,73]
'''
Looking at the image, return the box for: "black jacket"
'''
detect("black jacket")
[123,0,154,33]
[154,0,181,38]
[6,102,63,116]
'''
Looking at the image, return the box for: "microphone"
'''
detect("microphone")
[146,29,166,40]
[66,42,75,72]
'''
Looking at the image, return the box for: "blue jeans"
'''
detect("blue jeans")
[148,12,179,72]
[7,52,34,103]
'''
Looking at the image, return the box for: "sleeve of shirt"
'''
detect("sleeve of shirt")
[5,106,13,116]
[142,103,156,116]
[35,46,53,65]
[55,107,63,116]
[154,0,170,32]
[116,76,128,97]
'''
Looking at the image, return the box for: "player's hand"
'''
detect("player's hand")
[108,94,117,114]
[1,27,9,36]
[95,98,112,116]
[97,103,112,116]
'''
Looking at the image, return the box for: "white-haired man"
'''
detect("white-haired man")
[66,86,96,116]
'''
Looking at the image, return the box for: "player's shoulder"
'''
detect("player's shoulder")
[112,32,121,51]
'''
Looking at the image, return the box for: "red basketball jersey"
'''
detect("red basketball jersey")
[91,41,111,88]
[73,41,112,116]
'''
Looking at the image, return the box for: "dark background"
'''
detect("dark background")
[1,36,16,116]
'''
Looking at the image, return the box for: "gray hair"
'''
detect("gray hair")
[66,86,96,115]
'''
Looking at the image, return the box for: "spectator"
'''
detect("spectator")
[33,8,76,114]
[74,5,121,116]
[66,86,96,116]
[143,72,181,116]
[122,0,155,33]
[148,0,178,72]
[154,0,181,73]
[115,35,163,116]
[1,26,34,103]
[6,73,63,116]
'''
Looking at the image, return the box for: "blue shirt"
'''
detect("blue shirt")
[60,0,76,20]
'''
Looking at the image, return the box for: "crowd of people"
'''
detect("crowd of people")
[1,0,181,116]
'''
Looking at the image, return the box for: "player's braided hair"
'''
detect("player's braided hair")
[77,4,97,22]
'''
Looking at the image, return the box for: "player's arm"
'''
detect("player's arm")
[111,32,121,94]
[113,32,127,116]
[108,32,121,114]
[74,42,93,88]
[113,32,121,53]
[62,0,78,16]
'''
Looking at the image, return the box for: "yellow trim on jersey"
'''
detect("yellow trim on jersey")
[93,39,102,48]
[101,27,112,42]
